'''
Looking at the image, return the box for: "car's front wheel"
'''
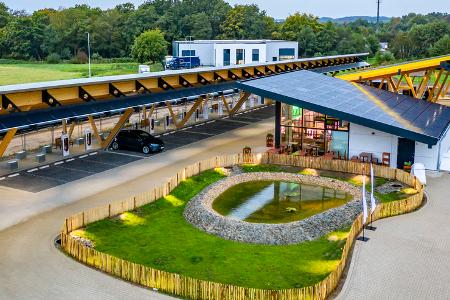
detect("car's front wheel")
[142,145,150,154]
[111,141,119,150]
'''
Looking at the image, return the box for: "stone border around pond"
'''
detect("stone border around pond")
[183,172,363,245]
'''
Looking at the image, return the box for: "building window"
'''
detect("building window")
[279,48,295,61]
[280,104,349,159]
[252,49,259,62]
[236,49,245,65]
[223,49,230,66]
[181,50,195,56]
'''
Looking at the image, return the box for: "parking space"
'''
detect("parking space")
[0,152,143,192]
[0,105,274,192]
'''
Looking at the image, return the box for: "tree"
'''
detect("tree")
[429,34,450,56]
[219,5,273,39]
[366,35,380,55]
[131,29,168,63]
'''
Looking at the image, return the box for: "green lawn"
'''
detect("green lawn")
[77,169,350,290]
[0,62,163,85]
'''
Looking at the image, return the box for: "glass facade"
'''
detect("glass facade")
[252,49,259,62]
[181,50,195,56]
[223,49,230,66]
[280,103,349,158]
[236,49,245,65]
[279,48,295,61]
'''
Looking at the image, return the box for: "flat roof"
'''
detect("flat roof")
[237,70,450,146]
[0,53,368,94]
[0,82,238,133]
[174,39,297,44]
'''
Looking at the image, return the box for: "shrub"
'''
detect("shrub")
[46,53,61,64]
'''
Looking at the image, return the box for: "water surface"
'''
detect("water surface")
[213,180,353,223]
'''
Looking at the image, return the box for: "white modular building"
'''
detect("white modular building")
[172,40,299,67]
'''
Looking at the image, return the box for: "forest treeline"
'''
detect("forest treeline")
[0,0,448,63]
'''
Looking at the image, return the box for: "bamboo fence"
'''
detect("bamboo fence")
[61,153,424,300]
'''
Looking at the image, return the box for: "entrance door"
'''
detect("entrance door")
[397,138,415,169]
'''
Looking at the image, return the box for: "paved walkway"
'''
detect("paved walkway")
[337,172,450,300]
[1,116,449,299]
[0,119,272,300]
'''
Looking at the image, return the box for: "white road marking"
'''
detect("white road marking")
[89,152,98,156]
[79,155,88,159]
[39,165,50,169]
[27,168,38,173]
[54,161,64,165]
[0,177,5,181]
[66,158,75,162]
[8,173,19,178]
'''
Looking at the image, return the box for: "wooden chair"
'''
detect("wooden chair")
[323,152,334,160]
[382,152,390,166]
[351,155,359,162]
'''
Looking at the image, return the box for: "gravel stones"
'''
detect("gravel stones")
[183,172,363,245]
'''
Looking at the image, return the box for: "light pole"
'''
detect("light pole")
[87,32,92,78]
[186,35,193,68]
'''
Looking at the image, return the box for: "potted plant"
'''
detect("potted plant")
[403,161,412,172]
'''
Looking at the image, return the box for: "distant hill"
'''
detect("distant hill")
[319,16,391,24]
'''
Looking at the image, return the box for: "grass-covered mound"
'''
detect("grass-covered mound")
[75,169,351,290]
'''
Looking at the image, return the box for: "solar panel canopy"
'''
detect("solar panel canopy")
[237,70,450,146]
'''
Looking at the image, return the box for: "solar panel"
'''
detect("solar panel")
[237,70,450,145]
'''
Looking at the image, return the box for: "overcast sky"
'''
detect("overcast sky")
[3,0,449,18]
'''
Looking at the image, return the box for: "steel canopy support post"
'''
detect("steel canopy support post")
[275,101,281,149]
[0,128,18,157]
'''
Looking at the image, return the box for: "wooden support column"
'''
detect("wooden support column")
[404,74,417,98]
[428,69,444,101]
[62,119,67,134]
[433,71,449,102]
[175,97,204,129]
[0,128,18,157]
[395,74,404,91]
[229,92,251,115]
[102,108,134,148]
[68,122,76,139]
[165,101,180,128]
[387,77,397,92]
[416,70,432,99]
[441,79,450,98]
[88,116,102,146]
[220,95,231,114]
[377,78,386,90]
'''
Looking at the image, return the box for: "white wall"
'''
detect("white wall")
[266,41,298,61]
[349,123,445,170]
[214,43,266,67]
[414,142,439,170]
[349,123,398,167]
[438,125,450,171]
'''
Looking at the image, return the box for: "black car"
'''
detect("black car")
[111,130,164,154]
